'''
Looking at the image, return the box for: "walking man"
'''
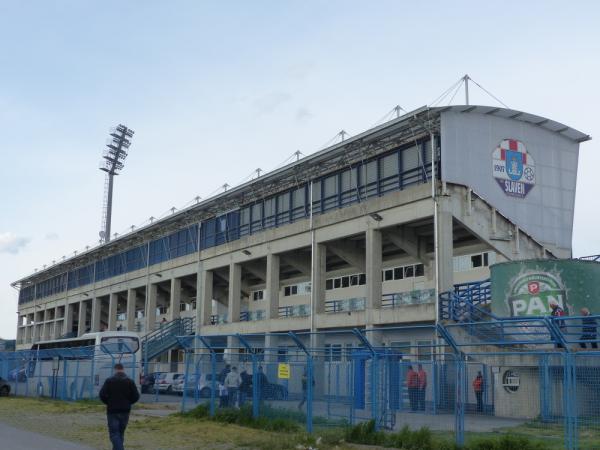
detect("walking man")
[473,371,484,413]
[417,364,427,411]
[99,363,140,450]
[580,307,598,349]
[406,365,419,412]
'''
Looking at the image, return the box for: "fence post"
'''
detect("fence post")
[455,357,465,447]
[251,354,259,419]
[563,353,578,450]
[539,354,550,422]
[371,355,379,428]
[181,349,191,413]
[306,356,313,434]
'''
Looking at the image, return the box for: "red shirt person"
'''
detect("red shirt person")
[406,366,419,411]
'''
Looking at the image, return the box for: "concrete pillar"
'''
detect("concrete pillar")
[169,278,181,321]
[91,297,102,332]
[108,293,118,331]
[43,309,51,340]
[63,302,73,336]
[436,197,454,294]
[228,263,242,323]
[366,228,383,311]
[266,254,280,319]
[126,289,136,332]
[78,300,88,336]
[146,283,158,332]
[312,243,327,315]
[197,269,213,331]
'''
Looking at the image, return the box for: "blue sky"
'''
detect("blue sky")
[1,1,599,338]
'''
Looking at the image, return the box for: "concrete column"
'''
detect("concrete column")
[91,297,102,332]
[366,228,383,310]
[78,300,88,336]
[169,278,182,321]
[146,284,158,332]
[311,243,327,315]
[228,263,242,323]
[266,254,280,320]
[197,269,213,331]
[63,302,73,336]
[43,309,51,340]
[436,197,454,294]
[108,293,118,331]
[126,289,136,332]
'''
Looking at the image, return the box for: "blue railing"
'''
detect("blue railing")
[142,317,195,365]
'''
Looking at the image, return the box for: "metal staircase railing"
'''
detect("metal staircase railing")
[142,317,195,365]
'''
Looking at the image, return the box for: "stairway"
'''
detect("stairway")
[141,317,195,366]
[439,279,557,350]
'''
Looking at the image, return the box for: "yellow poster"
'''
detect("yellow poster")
[277,363,290,379]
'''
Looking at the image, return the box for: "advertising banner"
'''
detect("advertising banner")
[491,259,600,317]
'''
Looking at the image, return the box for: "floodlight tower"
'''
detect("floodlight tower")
[99,124,134,243]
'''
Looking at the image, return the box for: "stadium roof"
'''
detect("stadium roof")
[12,105,590,287]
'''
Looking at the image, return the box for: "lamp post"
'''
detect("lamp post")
[99,124,134,243]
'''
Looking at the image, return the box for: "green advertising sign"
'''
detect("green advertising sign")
[491,259,600,318]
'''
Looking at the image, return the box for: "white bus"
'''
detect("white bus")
[23,331,142,399]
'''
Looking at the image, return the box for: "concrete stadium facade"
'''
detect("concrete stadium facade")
[12,105,590,365]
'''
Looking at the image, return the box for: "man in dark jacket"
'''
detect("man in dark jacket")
[99,363,140,450]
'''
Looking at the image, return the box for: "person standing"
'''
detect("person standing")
[406,365,419,412]
[298,368,314,411]
[99,363,140,450]
[549,300,567,348]
[417,364,427,411]
[473,371,484,413]
[580,307,598,349]
[224,366,241,408]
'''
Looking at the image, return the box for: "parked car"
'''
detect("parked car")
[140,371,166,394]
[154,372,184,393]
[0,377,11,396]
[173,373,219,397]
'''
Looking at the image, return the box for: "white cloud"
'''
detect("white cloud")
[0,232,30,254]
[45,232,59,240]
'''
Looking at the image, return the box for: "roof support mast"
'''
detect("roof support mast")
[464,74,470,105]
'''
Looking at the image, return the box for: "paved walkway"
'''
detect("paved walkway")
[0,421,95,450]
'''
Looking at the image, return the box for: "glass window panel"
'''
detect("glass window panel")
[326,279,333,290]
[404,266,414,278]
[471,254,483,268]
[384,269,394,281]
[401,145,420,171]
[341,276,350,288]
[415,264,424,277]
[359,274,366,285]
[381,153,399,179]
[394,267,403,280]
[324,175,338,197]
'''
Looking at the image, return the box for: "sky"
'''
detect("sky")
[1,0,599,339]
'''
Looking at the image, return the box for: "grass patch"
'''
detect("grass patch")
[180,404,301,433]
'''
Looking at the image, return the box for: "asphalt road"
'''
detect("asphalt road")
[0,421,95,450]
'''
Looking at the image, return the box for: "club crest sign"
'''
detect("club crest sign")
[492,139,536,198]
